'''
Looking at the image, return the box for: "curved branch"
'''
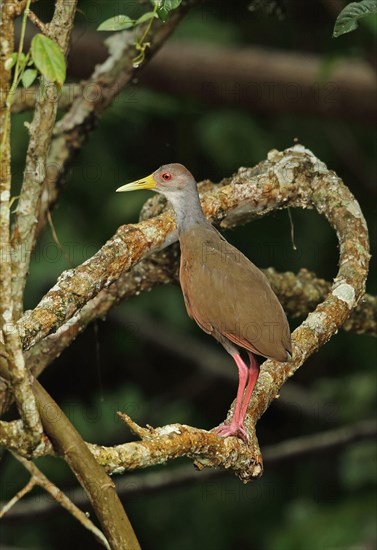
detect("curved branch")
[91,414,264,480]
[20,263,376,387]
[18,146,370,350]
[265,267,376,335]
[12,145,370,481]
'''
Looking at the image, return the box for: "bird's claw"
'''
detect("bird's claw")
[213,422,248,443]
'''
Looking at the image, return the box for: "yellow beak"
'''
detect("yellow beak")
[116,173,156,192]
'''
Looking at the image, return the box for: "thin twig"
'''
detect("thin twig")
[27,10,48,34]
[47,209,72,266]
[11,454,110,549]
[263,418,377,462]
[0,476,36,519]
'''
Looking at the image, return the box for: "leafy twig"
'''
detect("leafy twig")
[97,0,183,67]
[36,0,195,241]
[0,0,31,159]
[132,2,160,68]
[10,0,74,318]
[0,0,43,450]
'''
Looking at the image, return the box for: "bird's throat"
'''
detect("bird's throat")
[169,190,208,235]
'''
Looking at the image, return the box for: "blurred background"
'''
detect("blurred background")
[1,0,376,548]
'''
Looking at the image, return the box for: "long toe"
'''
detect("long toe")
[213,422,248,443]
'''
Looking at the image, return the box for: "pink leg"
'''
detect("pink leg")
[213,353,249,442]
[238,352,260,425]
[230,354,249,425]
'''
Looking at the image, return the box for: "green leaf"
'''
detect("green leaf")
[161,0,182,9]
[157,0,182,21]
[333,0,377,37]
[4,53,18,71]
[97,15,134,31]
[5,52,26,71]
[21,69,37,88]
[157,7,170,22]
[31,34,66,86]
[136,12,158,25]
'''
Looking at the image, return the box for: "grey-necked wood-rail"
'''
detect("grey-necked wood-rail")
[117,164,291,441]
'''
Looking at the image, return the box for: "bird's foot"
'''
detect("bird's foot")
[213,422,248,443]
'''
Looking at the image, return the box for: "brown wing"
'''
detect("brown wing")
[179,224,291,361]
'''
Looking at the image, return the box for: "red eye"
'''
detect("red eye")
[161,172,172,181]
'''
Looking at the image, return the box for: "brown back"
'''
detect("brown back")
[179,224,291,361]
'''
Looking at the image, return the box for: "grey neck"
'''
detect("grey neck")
[167,188,208,235]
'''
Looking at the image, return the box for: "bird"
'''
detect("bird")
[116,164,291,442]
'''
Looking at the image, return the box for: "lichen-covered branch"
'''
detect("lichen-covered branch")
[91,146,370,480]
[0,356,52,454]
[19,214,177,350]
[264,267,376,335]
[0,416,373,522]
[90,414,263,480]
[10,145,371,480]
[0,416,50,456]
[5,417,375,520]
[87,416,376,479]
[0,0,43,449]
[10,0,78,318]
[18,146,370,351]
